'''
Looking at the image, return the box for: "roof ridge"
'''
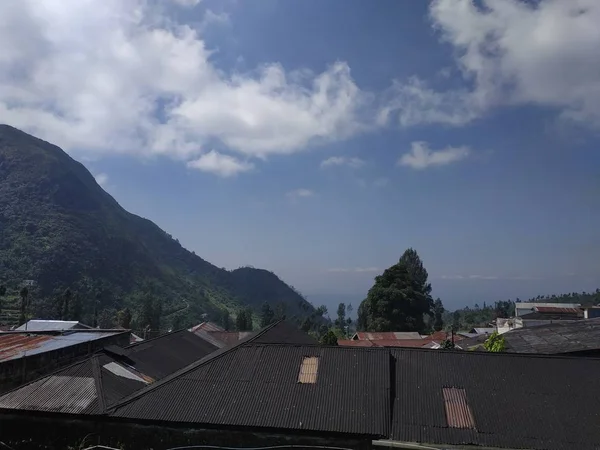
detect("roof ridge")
[107,321,283,414]
[124,329,185,349]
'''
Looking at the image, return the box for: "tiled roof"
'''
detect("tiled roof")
[207,331,254,346]
[390,348,600,450]
[503,318,600,354]
[534,306,582,314]
[111,344,390,437]
[0,330,127,362]
[0,352,150,414]
[123,330,219,379]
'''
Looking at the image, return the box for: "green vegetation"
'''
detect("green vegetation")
[0,125,317,331]
[357,248,434,333]
[484,331,506,352]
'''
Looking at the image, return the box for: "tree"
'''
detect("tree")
[484,332,506,352]
[98,309,116,328]
[399,248,432,297]
[69,293,83,322]
[275,302,287,321]
[260,302,275,327]
[316,305,328,318]
[116,308,132,329]
[357,249,433,333]
[62,288,72,320]
[433,298,445,331]
[236,308,253,331]
[0,285,5,316]
[19,287,29,325]
[221,310,231,331]
[300,317,313,332]
[336,303,346,329]
[320,330,338,346]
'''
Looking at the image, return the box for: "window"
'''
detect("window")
[297,356,319,383]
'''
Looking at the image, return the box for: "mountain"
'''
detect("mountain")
[0,125,316,328]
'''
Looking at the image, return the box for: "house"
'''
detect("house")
[4,319,599,449]
[341,330,461,349]
[514,302,581,317]
[0,329,130,393]
[498,305,584,334]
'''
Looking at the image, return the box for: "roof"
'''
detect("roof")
[534,306,582,314]
[123,330,219,379]
[470,327,496,335]
[207,331,254,346]
[110,344,390,437]
[15,320,91,332]
[390,348,600,450]
[250,320,318,345]
[503,318,600,354]
[0,330,127,362]
[189,321,225,333]
[340,339,435,348]
[0,352,151,415]
[353,331,422,340]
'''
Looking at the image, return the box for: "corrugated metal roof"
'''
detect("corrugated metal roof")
[534,306,582,314]
[0,331,125,362]
[0,352,151,415]
[442,387,475,429]
[353,332,422,340]
[391,348,600,449]
[250,321,318,345]
[189,321,225,333]
[504,317,600,354]
[111,344,390,437]
[124,330,219,379]
[339,339,435,348]
[15,320,90,332]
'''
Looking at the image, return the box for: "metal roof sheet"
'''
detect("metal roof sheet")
[189,321,225,333]
[354,332,423,340]
[15,320,90,332]
[111,344,390,437]
[390,348,600,449]
[0,331,124,362]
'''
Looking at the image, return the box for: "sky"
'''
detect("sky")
[1,0,599,311]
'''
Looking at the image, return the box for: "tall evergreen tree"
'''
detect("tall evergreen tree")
[117,308,132,329]
[0,285,5,316]
[221,310,231,331]
[19,287,29,325]
[62,288,72,320]
[433,298,445,331]
[357,248,433,333]
[260,302,275,327]
[336,303,346,329]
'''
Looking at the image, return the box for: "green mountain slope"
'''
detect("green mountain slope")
[0,125,315,328]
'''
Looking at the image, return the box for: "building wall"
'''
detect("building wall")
[0,412,373,450]
[0,332,130,393]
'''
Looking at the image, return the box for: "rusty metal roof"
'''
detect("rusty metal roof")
[0,331,125,362]
[534,306,582,314]
[442,387,476,429]
[353,332,423,340]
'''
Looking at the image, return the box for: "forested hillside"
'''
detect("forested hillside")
[0,125,316,330]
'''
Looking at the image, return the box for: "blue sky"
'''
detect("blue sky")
[1,0,599,310]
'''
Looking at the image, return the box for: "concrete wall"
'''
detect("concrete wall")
[0,332,130,393]
[0,412,373,450]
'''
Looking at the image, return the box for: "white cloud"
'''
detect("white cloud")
[398,141,469,170]
[327,267,380,273]
[171,0,201,7]
[383,0,600,128]
[286,188,314,199]
[201,10,230,28]
[187,150,253,177]
[94,173,109,187]
[320,156,365,169]
[0,1,367,167]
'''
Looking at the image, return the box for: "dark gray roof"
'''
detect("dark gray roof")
[123,330,219,379]
[504,318,600,354]
[111,344,390,437]
[390,348,600,450]
[251,320,318,345]
[0,352,149,415]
